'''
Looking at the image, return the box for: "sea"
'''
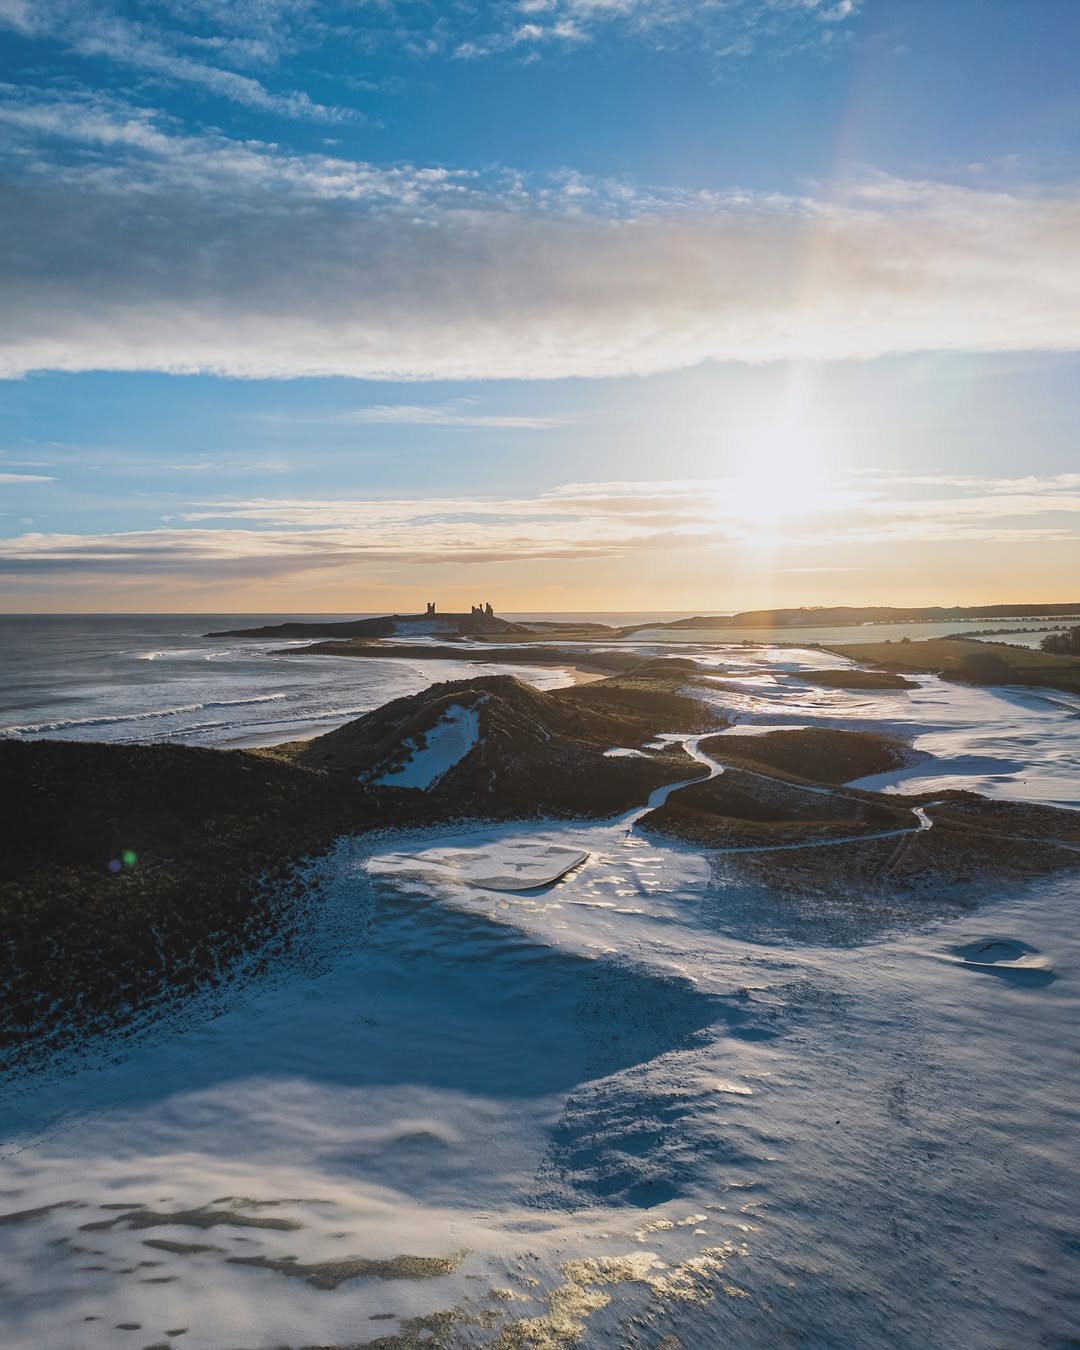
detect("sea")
[0,612,595,749]
[1,611,1072,750]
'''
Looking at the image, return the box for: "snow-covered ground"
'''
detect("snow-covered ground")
[2,640,1078,1348]
[374,701,484,790]
[688,650,1080,809]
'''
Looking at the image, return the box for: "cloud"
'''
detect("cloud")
[2,471,1077,584]
[281,401,565,428]
[0,472,54,482]
[1,90,1077,381]
[0,1,345,120]
[1,0,861,84]
[452,0,859,60]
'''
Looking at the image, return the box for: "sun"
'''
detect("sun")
[725,412,838,535]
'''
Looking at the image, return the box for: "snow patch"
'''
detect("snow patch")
[373,702,482,790]
[370,839,590,891]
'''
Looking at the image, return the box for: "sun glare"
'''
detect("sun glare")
[725,410,838,535]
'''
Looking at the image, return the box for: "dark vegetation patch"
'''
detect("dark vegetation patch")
[291,674,723,819]
[787,668,918,690]
[554,673,719,736]
[698,726,917,785]
[286,638,690,680]
[824,638,1080,694]
[1040,625,1080,656]
[639,767,912,849]
[725,813,1079,899]
[908,791,1080,844]
[0,738,409,1072]
[1,676,722,1072]
[648,778,1080,904]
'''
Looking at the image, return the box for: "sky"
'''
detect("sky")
[1,0,1079,614]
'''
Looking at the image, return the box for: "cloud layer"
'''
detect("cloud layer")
[3,473,1078,582]
[1,91,1078,381]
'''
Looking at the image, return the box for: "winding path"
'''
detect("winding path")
[619,732,937,856]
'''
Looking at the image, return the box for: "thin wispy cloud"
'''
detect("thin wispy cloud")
[279,401,566,429]
[0,0,859,105]
[0,0,346,120]
[3,471,1076,584]
[453,0,859,61]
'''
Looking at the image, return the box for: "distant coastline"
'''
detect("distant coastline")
[210,601,1080,643]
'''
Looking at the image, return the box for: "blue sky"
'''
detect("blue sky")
[1,0,1079,611]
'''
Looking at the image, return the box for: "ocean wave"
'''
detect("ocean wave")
[136,646,238,661]
[181,704,377,736]
[0,693,288,737]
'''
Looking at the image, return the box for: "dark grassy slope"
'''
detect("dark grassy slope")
[698,727,917,785]
[0,740,406,1070]
[7,671,1077,1075]
[787,668,918,690]
[640,767,913,849]
[824,638,1080,694]
[642,770,1080,892]
[1,675,722,1070]
[641,727,1080,877]
[293,674,724,818]
[716,799,1080,906]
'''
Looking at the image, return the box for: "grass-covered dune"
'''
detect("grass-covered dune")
[723,792,1080,903]
[1,674,723,1070]
[823,638,1080,694]
[290,673,723,817]
[642,749,1080,897]
[640,727,1080,895]
[640,767,913,849]
[698,727,918,785]
[0,739,408,1072]
[786,667,918,690]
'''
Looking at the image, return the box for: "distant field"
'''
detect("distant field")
[825,638,1080,693]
